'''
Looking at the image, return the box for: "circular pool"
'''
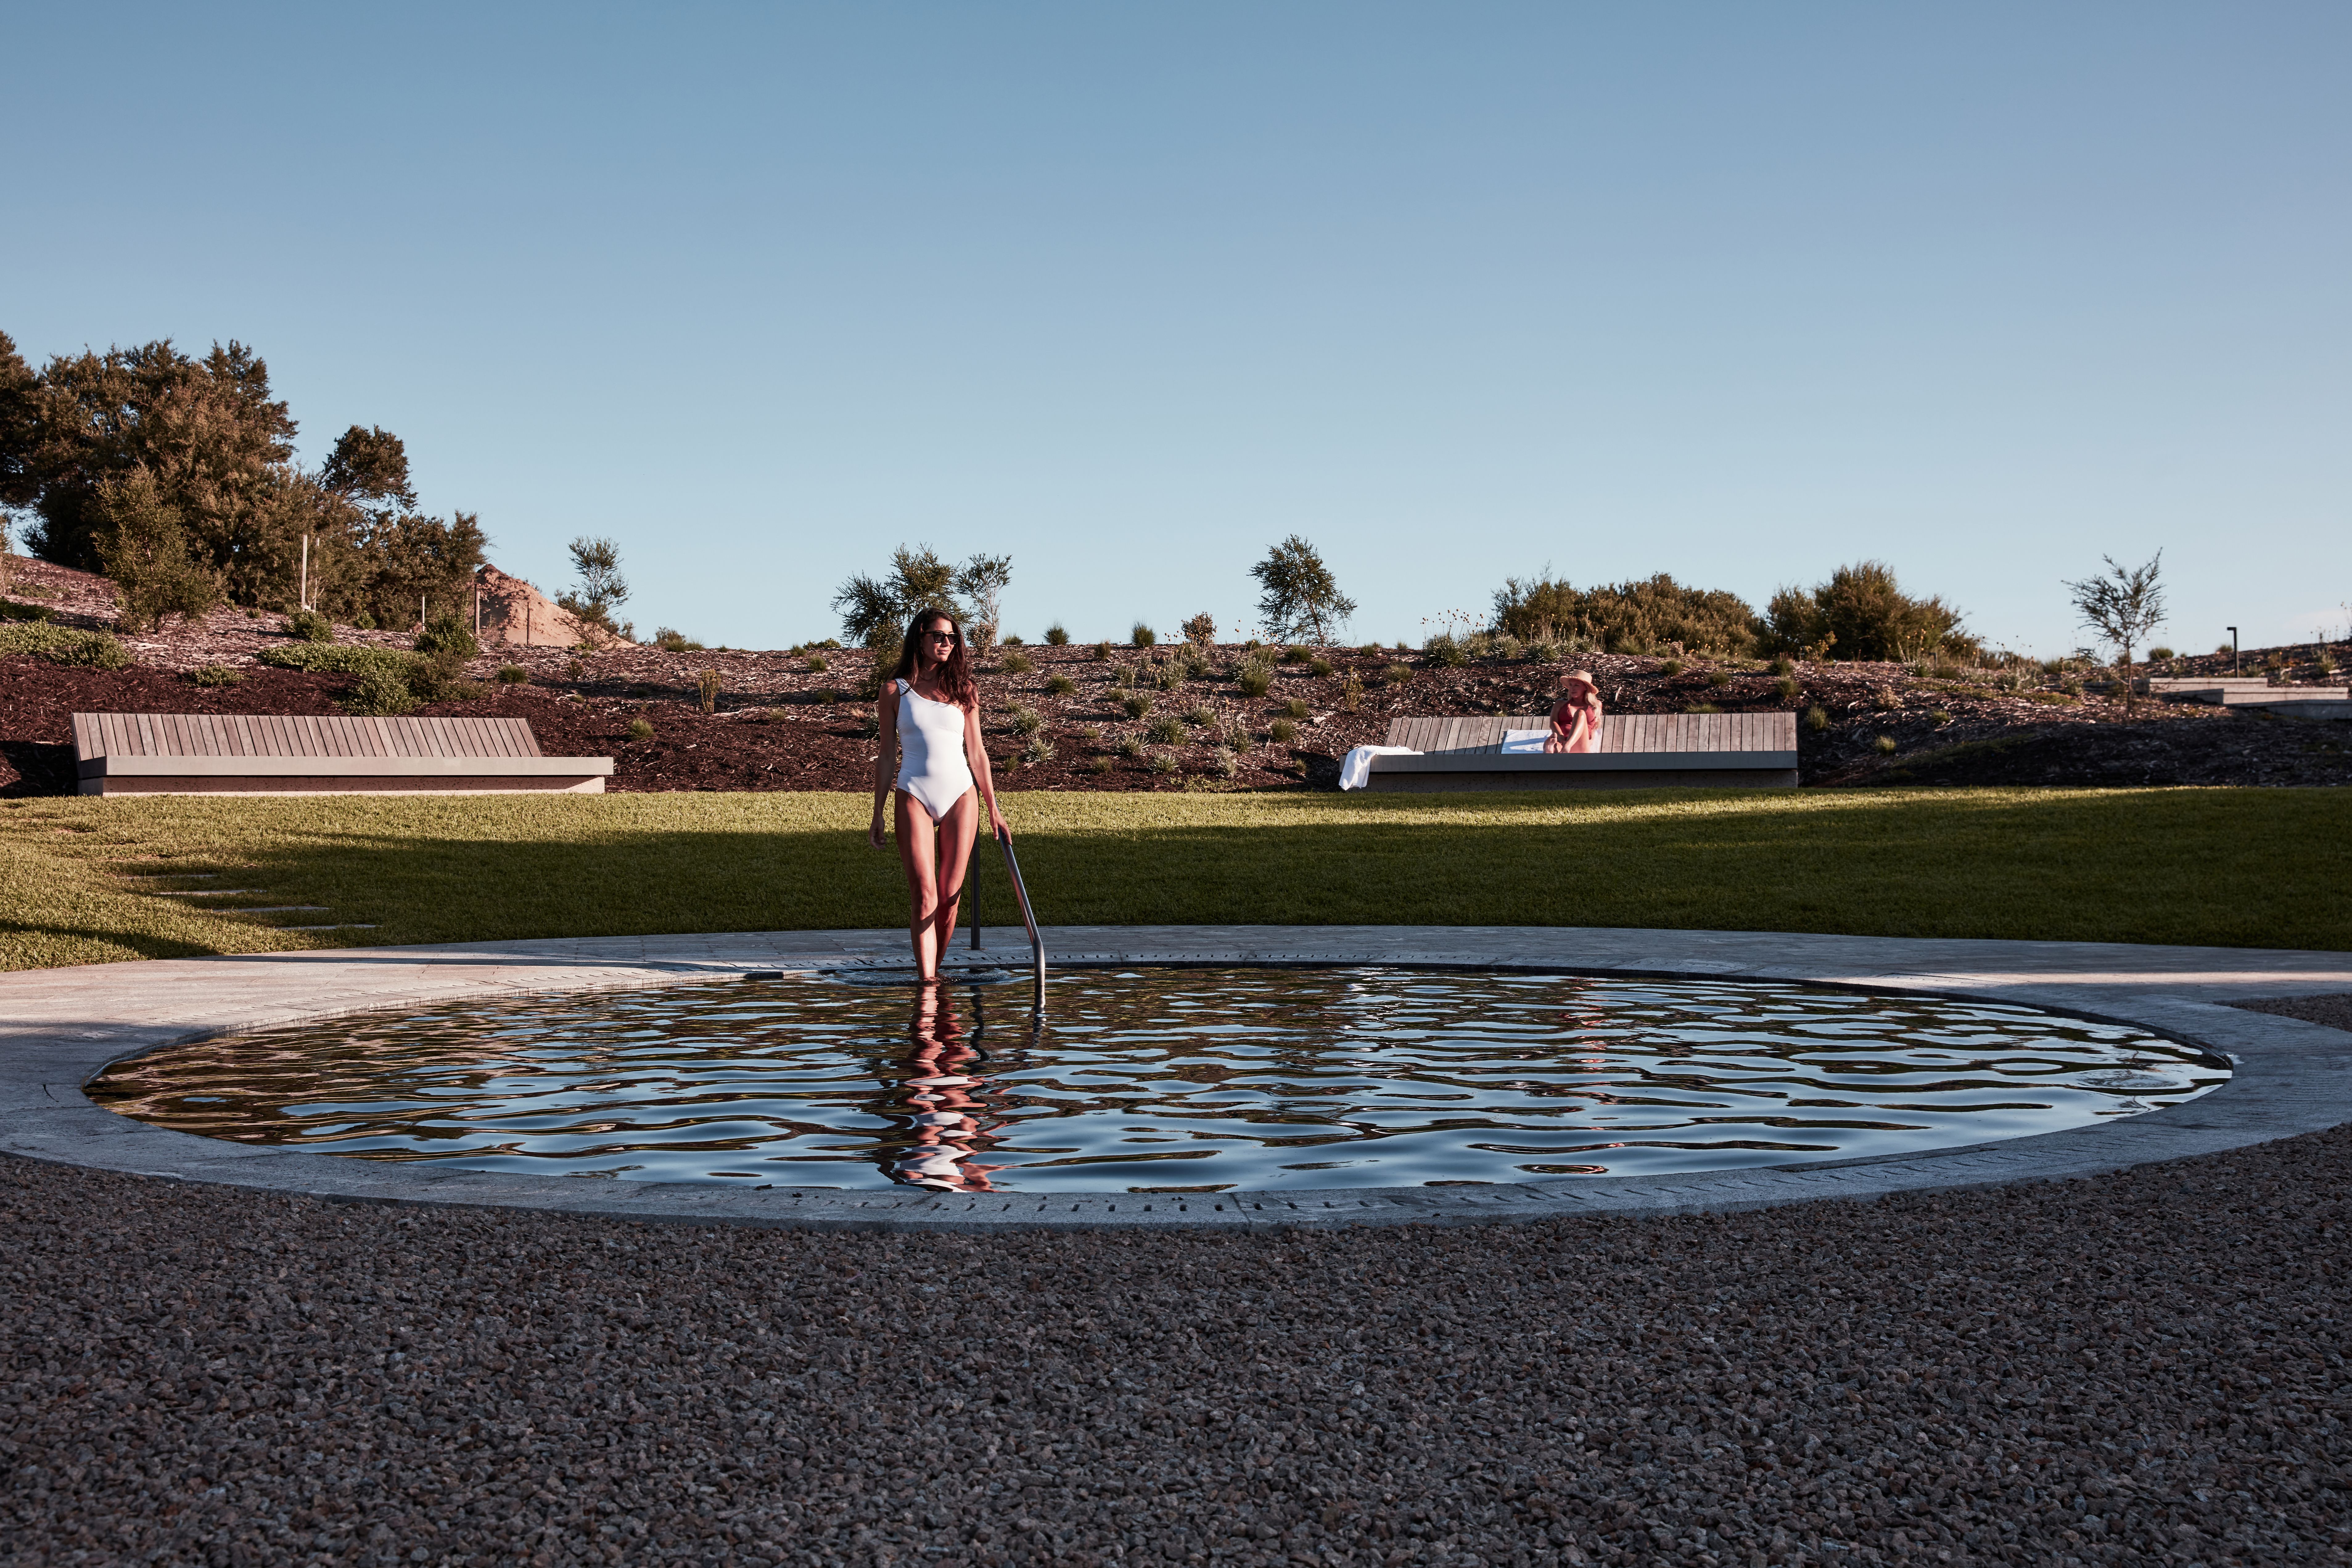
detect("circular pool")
[88,966,2227,1193]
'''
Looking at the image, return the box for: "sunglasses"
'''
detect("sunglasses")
[923,629,958,643]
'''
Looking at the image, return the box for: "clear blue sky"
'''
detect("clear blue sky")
[6,2,2346,656]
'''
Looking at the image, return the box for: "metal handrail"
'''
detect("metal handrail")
[994,825,1046,1014]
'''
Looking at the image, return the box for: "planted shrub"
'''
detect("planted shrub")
[1803,705,1830,732]
[1211,746,1239,778]
[0,599,55,623]
[259,644,416,677]
[653,627,705,652]
[1020,734,1055,766]
[1236,663,1273,698]
[1706,669,1731,688]
[1118,735,1147,758]
[1076,725,1101,745]
[1930,708,1953,724]
[342,665,417,717]
[1279,645,1308,664]
[1182,612,1216,645]
[627,717,654,740]
[1132,622,1157,647]
[286,608,332,643]
[1661,658,1684,677]
[1088,754,1114,773]
[1268,718,1298,744]
[1425,634,1466,668]
[497,665,530,685]
[1769,656,1795,676]
[1148,715,1185,745]
[565,658,585,680]
[1283,697,1310,720]
[1875,735,1899,755]
[1046,674,1075,695]
[1489,636,1522,662]
[187,664,242,687]
[697,669,721,715]
[1358,643,1381,656]
[1002,634,1023,647]
[1002,649,1034,674]
[0,623,131,669]
[1309,656,1333,677]
[1092,639,1112,661]
[1045,623,1070,645]
[806,652,829,673]
[1773,675,1800,702]
[1009,704,1044,736]
[2148,645,2174,662]
[1493,570,1763,656]
[414,612,479,664]
[1154,663,1186,692]
[1382,663,1412,686]
[1109,664,1133,689]
[1766,560,1974,662]
[1121,692,1152,720]
[1149,750,1179,776]
[1341,673,1363,712]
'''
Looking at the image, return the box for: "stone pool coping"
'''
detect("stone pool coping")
[5,925,2350,1232]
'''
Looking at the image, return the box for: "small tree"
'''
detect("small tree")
[2063,552,2166,705]
[831,543,980,646]
[89,466,219,629]
[557,536,630,636]
[1250,535,1356,645]
[953,552,1013,650]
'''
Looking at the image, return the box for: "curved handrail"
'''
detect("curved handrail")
[994,825,1046,1014]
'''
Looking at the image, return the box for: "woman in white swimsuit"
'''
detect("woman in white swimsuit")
[868,609,1010,980]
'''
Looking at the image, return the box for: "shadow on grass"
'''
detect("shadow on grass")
[215,787,2352,952]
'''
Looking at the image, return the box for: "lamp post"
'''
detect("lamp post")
[2227,627,2239,675]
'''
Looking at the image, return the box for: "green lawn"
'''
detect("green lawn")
[2,785,2346,971]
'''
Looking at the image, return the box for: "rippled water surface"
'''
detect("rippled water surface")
[92,968,2225,1191]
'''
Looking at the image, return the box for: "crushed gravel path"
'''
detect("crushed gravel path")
[5,1129,2349,1568]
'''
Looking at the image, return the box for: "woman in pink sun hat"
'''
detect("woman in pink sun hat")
[1544,670,1603,753]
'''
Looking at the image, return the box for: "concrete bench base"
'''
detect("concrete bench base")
[80,774,607,796]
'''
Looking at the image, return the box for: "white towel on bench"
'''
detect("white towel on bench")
[1339,745,1418,791]
[1501,728,1548,754]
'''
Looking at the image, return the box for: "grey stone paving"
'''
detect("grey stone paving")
[4,924,2350,1231]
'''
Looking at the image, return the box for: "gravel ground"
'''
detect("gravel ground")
[2228,994,2352,1034]
[6,1128,2350,1568]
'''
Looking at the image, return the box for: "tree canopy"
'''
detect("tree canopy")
[1765,561,1975,662]
[833,545,1010,648]
[0,327,491,630]
[1493,571,1763,656]
[1250,536,1356,644]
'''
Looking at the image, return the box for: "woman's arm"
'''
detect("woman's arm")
[964,702,1010,839]
[869,684,900,848]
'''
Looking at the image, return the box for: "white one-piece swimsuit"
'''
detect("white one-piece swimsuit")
[893,679,976,821]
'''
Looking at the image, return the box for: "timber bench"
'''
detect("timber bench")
[1365,712,1799,791]
[72,714,614,796]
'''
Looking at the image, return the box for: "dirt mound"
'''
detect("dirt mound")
[475,564,622,649]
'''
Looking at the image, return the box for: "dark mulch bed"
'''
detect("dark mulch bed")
[6,1119,2352,1565]
[5,552,2346,796]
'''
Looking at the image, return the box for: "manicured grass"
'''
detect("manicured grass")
[2,786,2347,971]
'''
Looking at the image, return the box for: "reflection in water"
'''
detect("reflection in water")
[89,969,2229,1192]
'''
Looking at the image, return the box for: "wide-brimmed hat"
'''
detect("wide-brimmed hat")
[1557,669,1598,691]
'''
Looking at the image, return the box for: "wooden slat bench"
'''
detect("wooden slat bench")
[1365,712,1799,791]
[72,714,614,797]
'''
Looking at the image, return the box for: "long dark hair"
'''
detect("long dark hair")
[889,608,977,709]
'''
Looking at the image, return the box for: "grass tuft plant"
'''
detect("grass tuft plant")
[1002,649,1034,675]
[1803,706,1830,732]
[1774,675,1800,702]
[1236,662,1273,699]
[1875,735,1899,755]
[1045,623,1070,645]
[1020,734,1056,766]
[1149,714,1186,745]
[627,717,654,741]
[497,665,530,685]
[1121,692,1152,720]
[1268,718,1298,744]
[1117,735,1147,758]
[1183,703,1215,727]
[187,664,243,688]
[1008,704,1044,736]
[285,608,332,643]
[1283,697,1310,720]
[697,670,721,715]
[1046,674,1075,695]
[1383,663,1412,686]
[1132,622,1157,648]
[1309,656,1334,677]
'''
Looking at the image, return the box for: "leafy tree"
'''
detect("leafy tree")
[24,339,298,574]
[1765,561,1972,662]
[320,424,417,509]
[832,543,965,646]
[88,466,220,629]
[952,553,1013,649]
[557,535,631,637]
[1250,536,1356,644]
[2064,552,2166,673]
[0,330,39,512]
[1493,571,1763,656]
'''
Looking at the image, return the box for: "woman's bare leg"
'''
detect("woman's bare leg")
[930,789,981,954]
[896,790,981,977]
[896,792,946,978]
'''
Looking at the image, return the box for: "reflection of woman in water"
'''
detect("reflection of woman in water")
[879,986,1009,1191]
[868,609,1012,982]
